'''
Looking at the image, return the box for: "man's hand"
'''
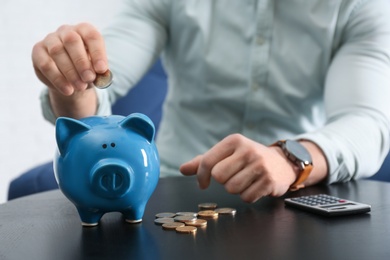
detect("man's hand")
[180,134,298,203]
[32,23,108,118]
[32,23,108,95]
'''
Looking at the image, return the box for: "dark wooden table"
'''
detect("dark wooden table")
[1,177,389,260]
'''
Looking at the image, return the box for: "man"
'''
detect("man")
[32,0,390,202]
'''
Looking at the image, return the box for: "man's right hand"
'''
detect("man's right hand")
[32,23,109,119]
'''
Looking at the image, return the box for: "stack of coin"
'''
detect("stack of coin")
[154,202,236,235]
[197,210,218,219]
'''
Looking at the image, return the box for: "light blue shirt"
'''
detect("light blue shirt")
[41,0,390,183]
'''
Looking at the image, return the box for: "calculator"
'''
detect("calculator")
[284,194,371,216]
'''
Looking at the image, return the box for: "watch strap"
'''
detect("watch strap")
[289,163,313,191]
[271,140,313,192]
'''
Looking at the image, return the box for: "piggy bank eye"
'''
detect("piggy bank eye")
[102,143,115,149]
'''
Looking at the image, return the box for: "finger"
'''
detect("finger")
[239,178,270,203]
[45,31,86,91]
[32,41,74,96]
[35,66,74,96]
[223,167,258,195]
[180,155,202,176]
[210,149,246,185]
[76,23,108,73]
[196,135,239,189]
[59,25,95,84]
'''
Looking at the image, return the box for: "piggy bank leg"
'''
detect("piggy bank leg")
[76,207,104,227]
[123,203,146,224]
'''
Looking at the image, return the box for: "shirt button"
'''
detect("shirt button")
[256,36,265,45]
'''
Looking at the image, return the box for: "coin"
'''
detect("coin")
[215,207,237,215]
[162,222,185,230]
[154,217,175,225]
[198,210,218,219]
[176,226,197,234]
[185,219,207,227]
[198,202,218,210]
[175,212,198,217]
[174,215,197,223]
[93,69,113,89]
[155,212,176,218]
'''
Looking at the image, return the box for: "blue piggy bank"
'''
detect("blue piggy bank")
[54,113,160,227]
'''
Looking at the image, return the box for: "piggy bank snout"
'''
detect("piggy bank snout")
[91,159,132,199]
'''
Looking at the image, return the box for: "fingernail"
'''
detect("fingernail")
[81,70,95,82]
[75,80,87,90]
[61,85,74,96]
[95,60,107,73]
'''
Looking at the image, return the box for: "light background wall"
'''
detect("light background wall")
[0,0,121,203]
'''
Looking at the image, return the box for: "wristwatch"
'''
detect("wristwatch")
[272,140,313,191]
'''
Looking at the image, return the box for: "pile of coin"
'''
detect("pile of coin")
[154,202,236,234]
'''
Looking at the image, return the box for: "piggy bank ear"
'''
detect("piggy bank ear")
[55,117,91,155]
[119,113,155,142]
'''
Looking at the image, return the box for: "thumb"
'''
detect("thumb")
[179,155,203,176]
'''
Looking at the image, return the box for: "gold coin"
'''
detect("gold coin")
[154,217,175,225]
[215,207,237,215]
[174,215,197,223]
[162,222,185,230]
[198,210,218,219]
[176,226,197,234]
[198,202,218,210]
[155,212,176,218]
[185,219,207,227]
[93,69,113,89]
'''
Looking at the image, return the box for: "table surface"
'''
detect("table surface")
[1,177,390,260]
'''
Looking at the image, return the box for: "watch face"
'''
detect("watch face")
[285,140,312,164]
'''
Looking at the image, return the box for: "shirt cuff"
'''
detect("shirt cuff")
[39,87,112,125]
[294,133,350,185]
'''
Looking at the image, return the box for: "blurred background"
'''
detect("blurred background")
[0,0,121,203]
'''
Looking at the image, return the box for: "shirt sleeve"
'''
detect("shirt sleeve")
[39,0,170,124]
[102,0,169,106]
[297,0,390,183]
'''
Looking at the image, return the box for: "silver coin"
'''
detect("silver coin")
[215,207,237,215]
[198,202,218,210]
[93,69,113,89]
[175,212,198,217]
[155,212,176,218]
[154,217,175,225]
[174,215,197,223]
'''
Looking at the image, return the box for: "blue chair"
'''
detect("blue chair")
[7,60,168,200]
[366,152,390,182]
